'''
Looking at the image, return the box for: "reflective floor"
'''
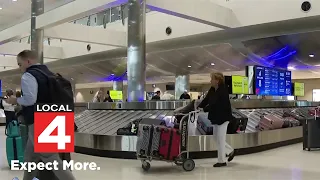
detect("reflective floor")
[1,126,319,180]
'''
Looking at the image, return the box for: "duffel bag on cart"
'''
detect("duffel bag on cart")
[197,113,213,135]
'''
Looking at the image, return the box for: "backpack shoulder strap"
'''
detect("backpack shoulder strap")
[27,68,49,78]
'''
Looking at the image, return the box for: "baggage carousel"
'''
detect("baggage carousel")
[74,100,317,159]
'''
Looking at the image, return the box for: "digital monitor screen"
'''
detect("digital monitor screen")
[109,90,123,100]
[294,82,305,97]
[232,75,249,94]
[255,66,291,96]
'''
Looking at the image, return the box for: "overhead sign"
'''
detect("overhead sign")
[232,75,249,94]
[294,82,305,97]
[110,90,123,100]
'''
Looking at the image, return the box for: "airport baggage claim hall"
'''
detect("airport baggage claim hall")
[1,0,320,179]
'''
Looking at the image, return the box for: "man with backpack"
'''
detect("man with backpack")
[5,50,76,180]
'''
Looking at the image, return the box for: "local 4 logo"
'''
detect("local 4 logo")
[34,104,74,153]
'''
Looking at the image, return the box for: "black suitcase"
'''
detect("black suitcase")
[117,128,137,135]
[228,108,248,134]
[140,118,166,126]
[303,119,320,151]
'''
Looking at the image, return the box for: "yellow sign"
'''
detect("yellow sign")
[110,90,123,100]
[232,75,249,94]
[294,82,304,97]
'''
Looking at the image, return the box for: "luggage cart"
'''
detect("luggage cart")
[138,110,199,172]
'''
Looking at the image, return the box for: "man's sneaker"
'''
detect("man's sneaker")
[228,150,235,162]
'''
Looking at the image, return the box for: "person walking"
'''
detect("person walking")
[1,89,16,125]
[198,72,235,167]
[5,50,76,180]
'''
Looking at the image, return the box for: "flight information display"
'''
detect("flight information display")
[255,66,291,96]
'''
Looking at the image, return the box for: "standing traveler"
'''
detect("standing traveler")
[5,50,76,180]
[105,91,113,102]
[93,90,113,102]
[197,72,235,167]
[179,90,191,99]
[151,91,161,100]
[1,89,16,125]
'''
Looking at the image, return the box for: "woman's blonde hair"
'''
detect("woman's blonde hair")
[211,72,225,85]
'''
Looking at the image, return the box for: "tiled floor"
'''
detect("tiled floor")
[1,126,320,180]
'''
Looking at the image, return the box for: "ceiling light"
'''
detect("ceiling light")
[309,54,315,58]
[111,73,114,75]
[12,0,17,2]
[0,7,2,10]
[210,63,215,66]
[288,66,295,70]
[187,65,191,68]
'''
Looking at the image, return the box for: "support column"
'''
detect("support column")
[127,0,146,102]
[31,0,44,64]
[175,75,190,99]
[71,81,76,102]
[113,81,123,91]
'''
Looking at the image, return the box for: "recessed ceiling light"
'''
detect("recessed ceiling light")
[187,65,191,68]
[111,73,114,75]
[309,54,315,58]
[288,66,295,70]
[12,0,17,2]
[0,7,2,10]
[210,63,215,66]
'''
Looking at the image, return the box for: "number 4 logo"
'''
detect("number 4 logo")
[38,116,71,150]
[34,110,74,153]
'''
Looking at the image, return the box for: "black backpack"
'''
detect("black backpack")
[31,69,74,104]
[30,68,78,131]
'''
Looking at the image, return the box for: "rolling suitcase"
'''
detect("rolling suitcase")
[308,107,320,118]
[230,108,248,133]
[140,118,165,126]
[116,128,137,135]
[158,127,181,160]
[5,120,25,167]
[6,136,24,167]
[257,114,284,131]
[136,124,161,157]
[303,118,320,151]
[196,113,213,135]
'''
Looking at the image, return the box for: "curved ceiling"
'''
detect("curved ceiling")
[3,16,320,89]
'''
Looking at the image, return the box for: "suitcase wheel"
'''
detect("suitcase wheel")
[140,150,145,155]
[182,159,195,171]
[153,151,159,156]
[142,162,150,171]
